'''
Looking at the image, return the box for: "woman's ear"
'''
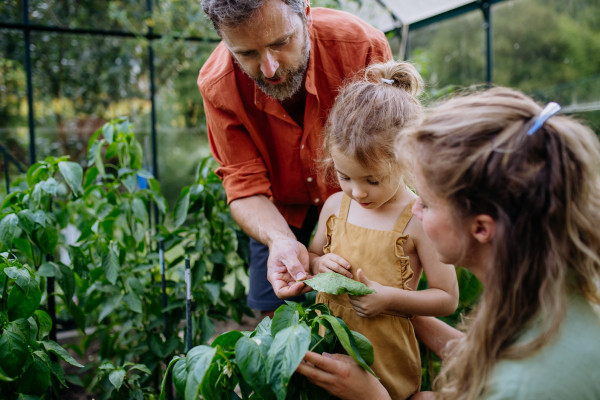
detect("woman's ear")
[470,214,496,244]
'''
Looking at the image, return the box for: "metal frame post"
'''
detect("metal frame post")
[479,0,493,84]
[22,0,36,165]
[2,148,9,194]
[146,0,160,228]
[185,256,192,352]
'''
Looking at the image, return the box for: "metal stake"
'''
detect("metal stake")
[185,256,192,352]
[2,147,9,194]
[160,240,168,337]
[22,0,36,165]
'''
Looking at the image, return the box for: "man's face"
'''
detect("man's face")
[220,0,311,101]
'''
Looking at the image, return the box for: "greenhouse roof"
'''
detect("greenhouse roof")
[340,0,504,32]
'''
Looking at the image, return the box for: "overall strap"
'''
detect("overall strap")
[392,198,417,234]
[339,193,352,221]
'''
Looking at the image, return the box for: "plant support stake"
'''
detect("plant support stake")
[160,239,168,338]
[185,256,192,352]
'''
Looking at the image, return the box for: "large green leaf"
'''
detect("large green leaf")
[49,360,68,387]
[458,267,483,305]
[318,316,376,377]
[35,225,58,256]
[236,335,276,400]
[267,324,311,400]
[160,356,183,400]
[54,262,75,303]
[351,331,375,366]
[58,161,83,196]
[34,310,52,340]
[16,353,50,396]
[98,294,123,322]
[271,304,300,337]
[254,316,272,337]
[13,238,34,263]
[173,186,190,228]
[173,358,187,397]
[184,345,217,400]
[102,247,119,285]
[211,331,243,350]
[0,213,18,249]
[5,319,31,342]
[0,330,28,377]
[8,281,41,320]
[4,266,32,294]
[124,290,143,313]
[17,210,36,235]
[40,340,84,367]
[109,368,126,390]
[69,303,86,333]
[303,273,376,295]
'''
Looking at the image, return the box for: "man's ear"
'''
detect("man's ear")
[305,1,313,28]
[471,214,496,244]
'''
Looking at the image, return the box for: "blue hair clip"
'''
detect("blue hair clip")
[527,102,561,135]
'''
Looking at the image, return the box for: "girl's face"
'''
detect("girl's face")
[332,149,402,209]
[412,164,468,265]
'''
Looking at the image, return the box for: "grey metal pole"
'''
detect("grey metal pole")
[160,239,168,337]
[481,1,493,85]
[22,0,36,165]
[185,256,192,352]
[146,0,160,228]
[2,148,9,194]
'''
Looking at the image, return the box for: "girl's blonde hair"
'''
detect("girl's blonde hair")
[407,87,600,400]
[319,60,424,186]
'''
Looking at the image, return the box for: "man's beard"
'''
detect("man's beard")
[238,26,310,102]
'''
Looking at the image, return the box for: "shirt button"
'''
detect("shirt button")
[314,198,320,204]
[301,145,305,149]
[283,115,287,118]
[307,177,313,182]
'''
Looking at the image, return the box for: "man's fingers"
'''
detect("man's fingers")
[282,256,308,281]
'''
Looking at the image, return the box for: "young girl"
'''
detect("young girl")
[298,88,600,400]
[307,61,459,400]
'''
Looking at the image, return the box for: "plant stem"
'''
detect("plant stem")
[309,336,326,352]
[0,275,9,311]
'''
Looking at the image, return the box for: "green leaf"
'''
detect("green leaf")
[6,319,31,342]
[160,357,183,400]
[0,330,28,378]
[0,190,21,211]
[173,358,187,397]
[203,282,220,305]
[351,331,375,366]
[102,246,119,285]
[124,290,143,313]
[98,294,123,322]
[0,364,16,381]
[13,238,34,262]
[37,262,55,277]
[34,310,52,340]
[40,340,84,367]
[54,262,75,303]
[109,368,126,390]
[173,186,190,228]
[28,184,41,210]
[28,317,38,341]
[58,161,83,196]
[211,331,243,350]
[4,266,32,294]
[33,210,46,227]
[198,312,215,345]
[236,335,276,400]
[267,324,311,400]
[458,267,483,305]
[40,176,58,196]
[128,363,151,375]
[184,345,217,400]
[103,123,115,144]
[303,272,376,295]
[17,353,50,396]
[254,316,272,337]
[319,315,376,377]
[36,225,58,256]
[126,276,144,295]
[69,303,86,333]
[49,361,68,387]
[15,395,40,400]
[8,280,41,320]
[271,304,300,337]
[0,213,18,249]
[17,209,36,235]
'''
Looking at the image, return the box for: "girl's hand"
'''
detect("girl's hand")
[296,351,391,400]
[348,269,390,318]
[311,253,353,278]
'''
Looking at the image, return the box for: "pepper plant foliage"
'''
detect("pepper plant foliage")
[0,117,253,399]
[161,301,376,400]
[0,253,84,399]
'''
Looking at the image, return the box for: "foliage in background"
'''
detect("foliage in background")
[160,300,374,400]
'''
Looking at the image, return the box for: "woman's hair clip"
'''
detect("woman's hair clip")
[527,102,561,135]
[382,78,394,85]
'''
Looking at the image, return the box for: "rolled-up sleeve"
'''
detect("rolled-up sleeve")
[203,96,273,204]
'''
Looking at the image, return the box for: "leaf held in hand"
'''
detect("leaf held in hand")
[302,272,376,295]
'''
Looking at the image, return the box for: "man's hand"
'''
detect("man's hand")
[348,269,390,318]
[267,236,313,299]
[296,351,391,400]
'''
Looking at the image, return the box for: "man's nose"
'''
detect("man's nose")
[260,52,279,78]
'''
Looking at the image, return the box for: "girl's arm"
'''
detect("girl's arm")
[349,217,459,317]
[411,315,464,359]
[308,193,352,278]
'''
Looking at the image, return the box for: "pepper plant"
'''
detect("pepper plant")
[160,300,375,400]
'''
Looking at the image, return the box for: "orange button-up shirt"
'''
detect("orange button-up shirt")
[197,8,392,228]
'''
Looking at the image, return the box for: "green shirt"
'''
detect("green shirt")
[485,294,600,399]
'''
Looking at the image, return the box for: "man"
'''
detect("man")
[198,0,392,315]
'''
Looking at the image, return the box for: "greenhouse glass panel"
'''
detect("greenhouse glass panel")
[407,9,485,97]
[30,32,150,161]
[493,0,600,133]
[0,0,22,23]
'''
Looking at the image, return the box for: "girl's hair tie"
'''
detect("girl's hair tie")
[382,78,394,85]
[527,102,561,135]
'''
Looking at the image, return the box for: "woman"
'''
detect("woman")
[296,88,600,400]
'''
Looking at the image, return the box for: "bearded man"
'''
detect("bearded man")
[198,0,392,317]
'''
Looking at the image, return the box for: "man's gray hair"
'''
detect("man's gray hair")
[202,0,307,34]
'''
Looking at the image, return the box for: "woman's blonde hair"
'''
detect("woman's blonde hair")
[407,87,600,400]
[319,60,424,186]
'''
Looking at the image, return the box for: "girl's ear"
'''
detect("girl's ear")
[470,214,496,244]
